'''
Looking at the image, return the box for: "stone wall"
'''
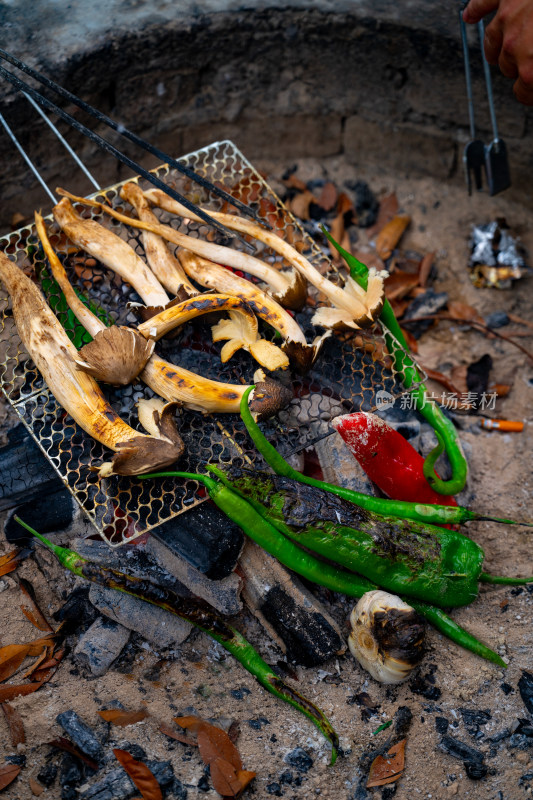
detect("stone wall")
[0,2,531,229]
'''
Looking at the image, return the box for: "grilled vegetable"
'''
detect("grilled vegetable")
[36,216,290,416]
[57,188,306,311]
[138,469,505,667]
[177,250,329,374]
[0,251,183,476]
[207,465,533,607]
[137,292,289,371]
[120,181,198,299]
[238,385,530,528]
[348,591,426,683]
[18,518,339,764]
[142,186,385,327]
[53,197,170,309]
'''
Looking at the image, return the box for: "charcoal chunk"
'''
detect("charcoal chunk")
[403,290,448,338]
[0,423,61,515]
[459,708,492,737]
[435,717,449,735]
[60,753,84,800]
[345,180,379,228]
[484,311,510,328]
[518,671,533,715]
[465,762,488,780]
[439,734,485,765]
[54,587,99,634]
[37,762,58,787]
[56,711,104,763]
[516,719,533,738]
[266,783,283,796]
[394,706,413,738]
[284,747,313,772]
[73,617,130,678]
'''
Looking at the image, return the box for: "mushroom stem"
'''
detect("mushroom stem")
[0,251,183,476]
[120,182,198,298]
[57,188,291,296]
[53,197,170,308]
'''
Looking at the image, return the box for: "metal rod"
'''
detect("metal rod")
[460,11,477,139]
[0,47,271,230]
[478,20,500,140]
[0,63,255,251]
[0,110,56,205]
[23,92,101,191]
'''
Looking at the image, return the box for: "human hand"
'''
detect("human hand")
[463,0,533,104]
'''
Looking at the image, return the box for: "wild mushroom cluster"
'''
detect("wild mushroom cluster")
[0,180,386,478]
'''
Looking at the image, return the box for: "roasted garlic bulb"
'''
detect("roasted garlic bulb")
[348,590,426,684]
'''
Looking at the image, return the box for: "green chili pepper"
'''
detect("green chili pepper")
[206,466,484,608]
[139,472,505,667]
[238,386,528,529]
[322,228,468,496]
[15,515,339,763]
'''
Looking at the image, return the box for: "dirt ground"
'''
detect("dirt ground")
[1,155,532,800]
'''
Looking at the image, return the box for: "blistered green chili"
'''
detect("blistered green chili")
[139,472,505,667]
[322,228,468,495]
[15,515,339,763]
[238,386,528,529]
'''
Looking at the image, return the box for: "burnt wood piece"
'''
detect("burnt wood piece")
[0,423,61,511]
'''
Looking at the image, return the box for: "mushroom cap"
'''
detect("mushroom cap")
[75,327,155,386]
[281,330,331,374]
[249,380,292,420]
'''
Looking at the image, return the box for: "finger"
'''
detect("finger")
[498,49,519,79]
[463,0,499,24]
[483,20,504,64]
[514,75,533,105]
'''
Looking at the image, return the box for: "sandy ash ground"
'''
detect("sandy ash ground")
[0,154,533,800]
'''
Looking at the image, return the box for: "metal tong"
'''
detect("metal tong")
[459,13,511,196]
[0,48,269,249]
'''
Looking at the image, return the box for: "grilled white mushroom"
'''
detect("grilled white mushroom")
[348,590,426,684]
[57,188,305,310]
[0,251,184,477]
[142,186,386,329]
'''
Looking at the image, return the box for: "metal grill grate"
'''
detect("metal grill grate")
[0,140,422,545]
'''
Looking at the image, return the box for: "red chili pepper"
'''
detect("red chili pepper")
[332,412,458,508]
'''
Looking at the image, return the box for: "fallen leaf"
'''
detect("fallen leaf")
[98,709,149,726]
[0,549,20,568]
[159,721,197,746]
[1,703,25,746]
[289,190,315,221]
[367,739,406,788]
[29,777,44,796]
[210,758,256,798]
[0,645,32,683]
[337,192,355,219]
[317,181,337,212]
[228,720,241,744]
[328,213,345,262]
[0,682,44,704]
[388,298,409,319]
[0,548,28,578]
[174,715,206,736]
[47,737,99,770]
[29,648,65,683]
[113,749,162,800]
[0,763,21,791]
[367,193,399,238]
[282,173,307,192]
[197,726,242,771]
[446,300,484,325]
[450,364,469,394]
[384,270,420,301]
[375,214,411,261]
[19,579,54,633]
[490,382,511,397]
[418,252,435,287]
[421,367,472,406]
[399,327,419,353]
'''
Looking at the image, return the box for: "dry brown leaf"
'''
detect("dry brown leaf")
[0,763,21,791]
[418,252,435,287]
[174,715,206,735]
[47,737,99,770]
[399,327,418,353]
[375,215,411,260]
[450,364,469,394]
[0,645,32,683]
[113,749,162,800]
[337,192,355,218]
[384,270,420,301]
[367,193,399,238]
[388,298,409,320]
[197,726,242,771]
[0,548,25,578]
[210,758,256,798]
[367,739,406,788]
[490,382,512,397]
[98,709,149,726]
[289,190,315,221]
[0,682,44,704]
[317,181,337,212]
[282,173,307,192]
[29,777,44,796]
[421,367,472,405]
[1,703,25,746]
[446,300,484,325]
[328,213,345,262]
[19,579,54,633]
[159,722,197,747]
[29,648,65,683]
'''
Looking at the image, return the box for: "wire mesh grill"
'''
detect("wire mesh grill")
[0,140,422,545]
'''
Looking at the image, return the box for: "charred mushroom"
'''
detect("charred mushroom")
[348,590,426,684]
[142,186,385,327]
[53,197,170,309]
[0,250,183,477]
[35,212,155,386]
[57,188,303,311]
[137,292,289,371]
[177,250,329,374]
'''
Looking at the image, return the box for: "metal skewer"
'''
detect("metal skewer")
[0,62,257,251]
[0,48,270,231]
